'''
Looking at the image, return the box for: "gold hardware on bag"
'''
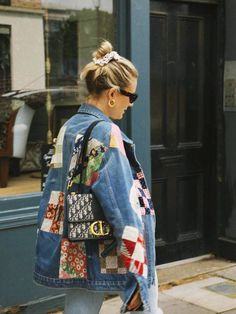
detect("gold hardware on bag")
[89,220,110,236]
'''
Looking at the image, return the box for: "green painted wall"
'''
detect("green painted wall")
[0,193,66,310]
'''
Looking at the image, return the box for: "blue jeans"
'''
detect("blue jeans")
[64,273,163,314]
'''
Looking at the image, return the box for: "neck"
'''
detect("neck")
[87,96,110,117]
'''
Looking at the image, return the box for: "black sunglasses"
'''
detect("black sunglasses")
[119,89,138,103]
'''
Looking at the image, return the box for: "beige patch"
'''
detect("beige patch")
[99,240,127,274]
[50,125,67,168]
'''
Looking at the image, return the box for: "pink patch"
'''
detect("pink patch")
[110,124,126,156]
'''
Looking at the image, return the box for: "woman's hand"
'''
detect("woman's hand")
[127,288,142,311]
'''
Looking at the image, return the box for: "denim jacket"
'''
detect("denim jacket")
[33,103,156,313]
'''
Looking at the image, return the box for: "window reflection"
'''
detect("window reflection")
[0,0,115,196]
[0,26,11,94]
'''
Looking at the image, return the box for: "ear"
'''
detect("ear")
[107,87,117,100]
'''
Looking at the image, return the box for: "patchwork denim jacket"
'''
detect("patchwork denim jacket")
[33,103,157,313]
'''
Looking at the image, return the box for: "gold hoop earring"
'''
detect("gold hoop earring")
[108,99,116,108]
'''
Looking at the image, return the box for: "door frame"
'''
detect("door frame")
[150,0,225,262]
[214,1,236,260]
[191,0,225,259]
[206,0,225,258]
[117,0,152,186]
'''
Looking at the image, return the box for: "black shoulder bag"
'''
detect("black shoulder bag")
[67,119,114,242]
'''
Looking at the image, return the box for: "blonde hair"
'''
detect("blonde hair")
[80,41,138,97]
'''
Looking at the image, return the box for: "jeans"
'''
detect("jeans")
[64,273,163,314]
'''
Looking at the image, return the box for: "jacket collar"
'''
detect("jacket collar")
[78,103,112,123]
[78,103,133,144]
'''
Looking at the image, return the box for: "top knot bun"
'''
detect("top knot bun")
[80,39,138,97]
[92,40,113,59]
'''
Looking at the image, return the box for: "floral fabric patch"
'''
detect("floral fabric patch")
[134,171,155,215]
[109,123,126,156]
[40,191,64,234]
[83,138,107,186]
[67,135,107,188]
[99,240,127,274]
[120,226,147,278]
[59,238,87,279]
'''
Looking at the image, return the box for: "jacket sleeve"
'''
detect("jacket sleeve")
[91,122,148,281]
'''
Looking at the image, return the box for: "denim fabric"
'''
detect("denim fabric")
[33,103,158,312]
[64,272,163,314]
[64,289,104,314]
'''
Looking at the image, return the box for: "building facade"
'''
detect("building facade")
[0,0,236,312]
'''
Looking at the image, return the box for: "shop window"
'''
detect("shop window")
[0,0,10,5]
[0,0,115,197]
[0,26,11,94]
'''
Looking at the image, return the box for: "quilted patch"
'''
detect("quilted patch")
[134,171,155,215]
[40,191,64,234]
[50,125,66,168]
[129,183,142,221]
[109,124,126,156]
[67,134,84,185]
[99,240,127,274]
[67,135,107,188]
[68,134,83,172]
[83,138,107,186]
[59,238,87,279]
[120,226,147,278]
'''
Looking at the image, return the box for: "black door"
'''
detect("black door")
[150,1,218,263]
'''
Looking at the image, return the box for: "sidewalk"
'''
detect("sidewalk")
[99,255,236,314]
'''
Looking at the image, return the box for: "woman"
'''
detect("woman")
[34,41,163,314]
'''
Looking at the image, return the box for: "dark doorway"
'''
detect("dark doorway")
[150,1,219,264]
